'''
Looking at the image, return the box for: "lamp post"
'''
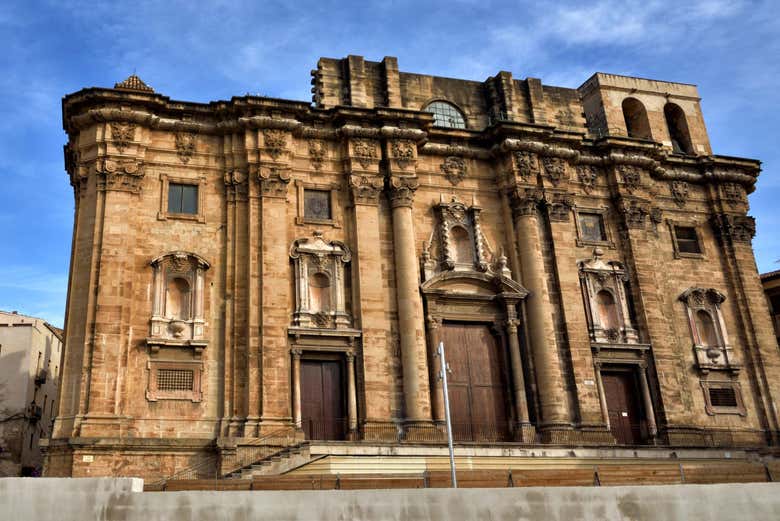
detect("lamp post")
[438,341,457,488]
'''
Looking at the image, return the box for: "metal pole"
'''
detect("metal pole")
[438,341,457,488]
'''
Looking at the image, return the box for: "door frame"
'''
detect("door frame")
[593,357,657,444]
[299,355,347,440]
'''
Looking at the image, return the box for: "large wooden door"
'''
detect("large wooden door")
[602,371,643,445]
[441,323,509,441]
[301,359,345,440]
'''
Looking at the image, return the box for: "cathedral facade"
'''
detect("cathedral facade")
[45,55,780,478]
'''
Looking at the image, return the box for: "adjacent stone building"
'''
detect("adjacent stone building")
[45,55,780,479]
[0,311,63,476]
[762,270,780,345]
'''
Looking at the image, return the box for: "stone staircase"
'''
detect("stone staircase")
[226,442,321,479]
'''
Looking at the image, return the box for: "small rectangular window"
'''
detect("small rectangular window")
[304,189,332,220]
[579,213,607,242]
[168,183,198,215]
[157,368,195,391]
[675,226,701,254]
[708,387,738,407]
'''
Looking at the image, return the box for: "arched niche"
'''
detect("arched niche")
[664,103,694,154]
[679,287,739,373]
[290,231,352,329]
[148,251,210,355]
[622,98,652,140]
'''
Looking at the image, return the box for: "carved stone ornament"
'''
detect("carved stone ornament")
[545,192,574,222]
[711,213,756,244]
[671,181,690,208]
[513,151,539,183]
[109,122,135,152]
[618,199,649,229]
[391,140,415,170]
[175,132,196,163]
[388,176,419,208]
[223,169,248,200]
[348,174,384,206]
[290,231,352,329]
[679,287,726,308]
[619,165,641,193]
[257,167,291,198]
[541,157,566,186]
[96,158,145,193]
[308,139,326,170]
[262,129,286,160]
[440,156,467,186]
[509,187,543,219]
[678,287,737,373]
[352,138,377,169]
[576,165,598,193]
[721,183,744,208]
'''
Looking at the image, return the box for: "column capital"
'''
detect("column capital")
[509,186,544,220]
[543,191,574,223]
[291,347,303,358]
[387,175,419,208]
[426,315,443,330]
[349,174,384,206]
[505,318,520,334]
[95,158,145,194]
[255,166,291,198]
[711,213,756,244]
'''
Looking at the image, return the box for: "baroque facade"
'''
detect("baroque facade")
[46,55,780,479]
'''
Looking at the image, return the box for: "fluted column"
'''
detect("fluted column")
[346,352,358,438]
[510,187,570,431]
[426,315,445,423]
[638,362,658,439]
[291,348,302,428]
[387,175,430,423]
[505,317,534,442]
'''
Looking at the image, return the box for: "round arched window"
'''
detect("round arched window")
[424,101,466,129]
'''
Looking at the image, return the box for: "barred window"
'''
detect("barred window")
[157,369,194,391]
[708,387,738,408]
[425,101,466,129]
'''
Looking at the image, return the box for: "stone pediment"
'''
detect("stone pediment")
[421,271,528,300]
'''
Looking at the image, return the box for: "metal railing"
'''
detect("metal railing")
[300,417,349,441]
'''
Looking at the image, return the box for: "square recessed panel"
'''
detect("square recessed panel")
[304,189,331,220]
[579,212,606,242]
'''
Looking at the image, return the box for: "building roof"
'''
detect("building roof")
[114,74,154,93]
[761,269,780,282]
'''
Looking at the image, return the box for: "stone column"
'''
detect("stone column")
[346,352,358,438]
[593,362,610,431]
[387,174,430,424]
[346,135,394,440]
[291,349,302,428]
[510,187,571,432]
[505,317,535,442]
[638,362,658,439]
[426,316,445,423]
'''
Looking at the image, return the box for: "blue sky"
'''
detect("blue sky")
[1,0,778,327]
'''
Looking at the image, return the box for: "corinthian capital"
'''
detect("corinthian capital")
[349,174,384,206]
[387,176,419,208]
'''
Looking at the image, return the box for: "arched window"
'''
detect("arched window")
[664,103,693,154]
[166,277,191,320]
[695,310,718,347]
[451,226,474,264]
[622,98,652,140]
[596,290,620,330]
[424,101,466,129]
[309,273,331,313]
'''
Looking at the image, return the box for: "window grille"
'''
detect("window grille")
[157,369,194,391]
[709,387,738,408]
[674,226,701,254]
[304,189,332,220]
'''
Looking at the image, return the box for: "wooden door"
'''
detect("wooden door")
[602,371,643,445]
[301,360,345,440]
[441,323,509,441]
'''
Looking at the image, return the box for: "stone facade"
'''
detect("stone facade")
[46,56,780,479]
[762,271,780,345]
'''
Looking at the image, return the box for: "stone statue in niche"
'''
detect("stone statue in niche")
[578,248,639,345]
[290,231,352,329]
[421,196,512,282]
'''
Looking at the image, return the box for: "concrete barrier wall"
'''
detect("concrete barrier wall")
[2,478,780,520]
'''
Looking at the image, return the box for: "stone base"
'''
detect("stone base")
[662,426,767,448]
[538,424,616,445]
[403,421,446,443]
[361,421,401,442]
[514,422,537,443]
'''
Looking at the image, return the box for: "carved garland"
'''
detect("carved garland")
[391,140,415,170]
[110,122,135,152]
[671,181,690,208]
[352,139,378,169]
[262,129,286,160]
[308,139,327,170]
[440,156,467,186]
[175,132,196,163]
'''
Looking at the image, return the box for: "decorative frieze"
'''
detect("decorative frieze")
[577,165,598,193]
[391,139,415,170]
[541,156,566,186]
[671,181,690,208]
[174,132,196,163]
[387,176,419,208]
[262,129,286,160]
[513,150,540,183]
[711,213,756,244]
[352,138,378,169]
[109,122,135,152]
[440,156,467,186]
[308,139,326,170]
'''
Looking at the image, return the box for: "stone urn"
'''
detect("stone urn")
[169,319,187,339]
